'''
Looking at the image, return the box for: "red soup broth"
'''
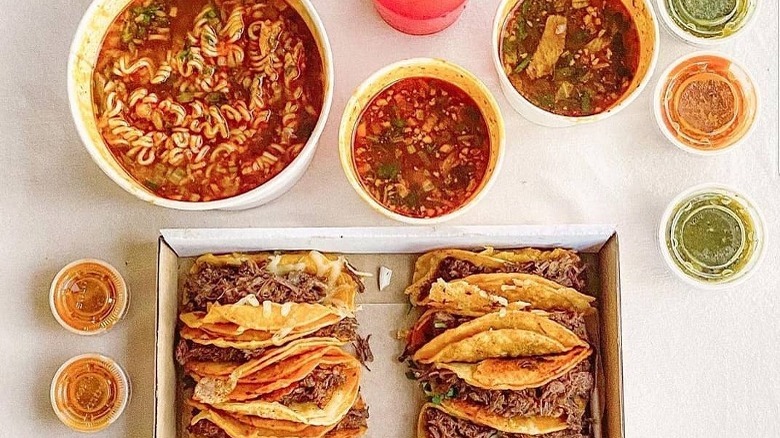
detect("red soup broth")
[500,0,641,117]
[92,0,325,202]
[352,77,491,219]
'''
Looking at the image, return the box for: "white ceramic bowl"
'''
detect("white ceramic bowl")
[655,0,758,47]
[339,58,505,224]
[653,51,759,156]
[491,0,660,127]
[658,183,766,290]
[68,0,334,210]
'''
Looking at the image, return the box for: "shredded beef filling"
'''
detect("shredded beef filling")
[507,253,586,291]
[437,258,486,282]
[187,419,229,438]
[184,260,330,312]
[353,334,374,370]
[413,361,593,430]
[277,365,347,408]
[333,404,370,431]
[175,339,266,365]
[546,311,589,341]
[424,408,587,438]
[312,317,358,341]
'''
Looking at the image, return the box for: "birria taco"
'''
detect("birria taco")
[178,297,357,351]
[183,251,366,313]
[406,311,592,435]
[191,344,362,427]
[406,248,586,307]
[187,396,368,438]
[177,250,365,354]
[421,272,595,317]
[411,311,590,387]
[417,403,590,438]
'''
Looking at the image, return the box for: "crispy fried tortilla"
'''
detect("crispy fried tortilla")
[412,359,593,434]
[436,346,592,391]
[406,248,586,305]
[188,395,368,438]
[192,345,361,427]
[425,273,595,316]
[412,311,587,365]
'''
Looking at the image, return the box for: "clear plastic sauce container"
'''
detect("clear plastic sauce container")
[50,354,131,432]
[50,259,128,335]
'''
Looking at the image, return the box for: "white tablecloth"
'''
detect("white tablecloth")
[0,1,777,437]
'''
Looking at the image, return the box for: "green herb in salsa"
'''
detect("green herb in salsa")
[666,191,759,283]
[666,0,752,39]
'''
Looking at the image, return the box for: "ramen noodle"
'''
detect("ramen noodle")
[92,0,325,201]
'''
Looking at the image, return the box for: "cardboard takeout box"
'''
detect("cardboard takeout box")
[155,226,623,438]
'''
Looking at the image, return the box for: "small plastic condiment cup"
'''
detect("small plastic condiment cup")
[655,0,758,47]
[50,353,131,433]
[50,259,129,336]
[653,51,759,156]
[658,183,767,290]
[339,58,505,224]
[491,0,660,127]
[373,0,469,35]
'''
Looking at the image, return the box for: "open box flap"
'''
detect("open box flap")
[160,225,616,257]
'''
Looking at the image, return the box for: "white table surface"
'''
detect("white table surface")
[0,1,777,437]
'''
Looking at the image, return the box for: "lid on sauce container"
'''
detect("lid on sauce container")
[658,184,766,289]
[654,52,758,155]
[656,0,757,46]
[50,354,131,432]
[49,259,129,335]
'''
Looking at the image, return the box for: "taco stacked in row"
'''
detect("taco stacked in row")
[402,248,596,438]
[176,251,369,438]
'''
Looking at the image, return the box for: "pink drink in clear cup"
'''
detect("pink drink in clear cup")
[373,0,469,35]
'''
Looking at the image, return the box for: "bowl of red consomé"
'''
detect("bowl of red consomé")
[339,58,505,223]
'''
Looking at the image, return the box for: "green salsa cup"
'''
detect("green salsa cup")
[656,0,757,45]
[659,184,766,289]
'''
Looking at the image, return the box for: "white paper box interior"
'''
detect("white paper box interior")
[155,226,623,438]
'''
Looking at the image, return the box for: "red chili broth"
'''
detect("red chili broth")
[500,0,641,117]
[92,0,324,202]
[352,77,491,219]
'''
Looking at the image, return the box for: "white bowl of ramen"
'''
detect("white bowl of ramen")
[68,0,333,210]
[492,0,660,127]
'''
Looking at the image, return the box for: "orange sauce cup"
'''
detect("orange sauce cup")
[654,51,758,155]
[51,354,130,432]
[50,259,129,335]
